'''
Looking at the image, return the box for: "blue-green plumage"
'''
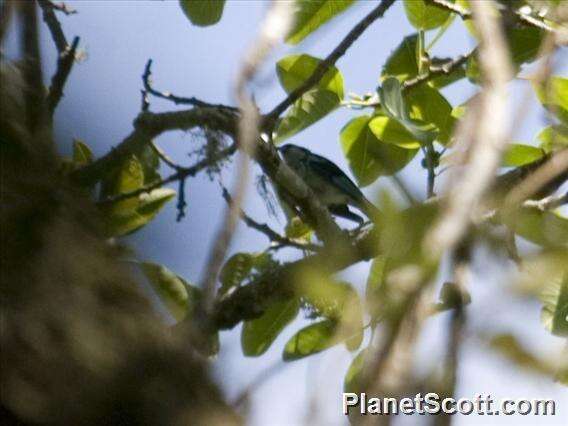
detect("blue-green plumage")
[277,144,379,223]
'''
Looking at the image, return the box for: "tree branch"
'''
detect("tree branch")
[403,50,474,91]
[264,0,396,124]
[70,107,238,187]
[212,227,378,330]
[142,59,238,111]
[46,35,79,115]
[427,0,562,34]
[97,142,238,205]
[37,0,68,53]
[222,188,321,252]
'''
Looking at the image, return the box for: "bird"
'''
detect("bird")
[277,144,380,224]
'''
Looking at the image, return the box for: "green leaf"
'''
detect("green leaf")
[219,253,255,294]
[340,115,417,186]
[275,89,340,143]
[343,348,369,394]
[286,0,355,45]
[538,125,568,153]
[541,273,568,336]
[109,156,145,212]
[136,144,161,184]
[140,262,199,322]
[508,27,544,67]
[533,76,568,125]
[104,188,175,237]
[241,299,300,357]
[283,320,339,361]
[382,35,419,83]
[369,116,420,149]
[276,54,343,97]
[502,144,545,167]
[507,208,568,248]
[179,0,225,27]
[406,84,455,145]
[381,34,465,88]
[274,54,344,142]
[379,77,438,144]
[285,217,313,240]
[403,0,452,30]
[467,27,545,84]
[489,333,557,376]
[72,139,93,167]
[219,252,274,295]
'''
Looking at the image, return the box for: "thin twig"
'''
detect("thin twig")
[523,192,568,211]
[427,0,561,34]
[46,35,79,114]
[97,143,238,205]
[403,50,474,91]
[222,188,320,252]
[43,0,76,16]
[37,0,68,53]
[265,0,396,124]
[504,149,568,208]
[71,106,238,187]
[149,140,184,171]
[142,59,238,111]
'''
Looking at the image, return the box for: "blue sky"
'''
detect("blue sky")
[24,1,568,424]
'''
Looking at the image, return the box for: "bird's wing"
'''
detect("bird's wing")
[306,152,365,203]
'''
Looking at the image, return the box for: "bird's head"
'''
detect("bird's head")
[278,144,310,165]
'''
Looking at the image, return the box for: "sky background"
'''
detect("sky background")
[13,1,567,424]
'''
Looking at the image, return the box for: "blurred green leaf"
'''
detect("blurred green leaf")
[286,0,355,45]
[283,319,338,361]
[381,34,465,88]
[541,273,568,336]
[538,125,568,153]
[489,333,556,376]
[369,115,420,149]
[219,253,255,294]
[403,0,452,30]
[379,77,438,144]
[274,54,344,142]
[105,188,175,237]
[502,144,545,167]
[219,252,274,295]
[506,208,568,248]
[406,84,455,145]
[467,27,544,84]
[508,27,544,67]
[343,348,369,394]
[241,299,300,357]
[340,115,417,186]
[276,54,343,96]
[382,34,419,83]
[433,281,471,312]
[533,76,568,125]
[179,0,225,27]
[285,217,313,240]
[140,261,199,322]
[72,139,93,167]
[275,89,340,143]
[136,144,161,184]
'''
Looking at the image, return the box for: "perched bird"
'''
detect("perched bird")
[277,144,380,224]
